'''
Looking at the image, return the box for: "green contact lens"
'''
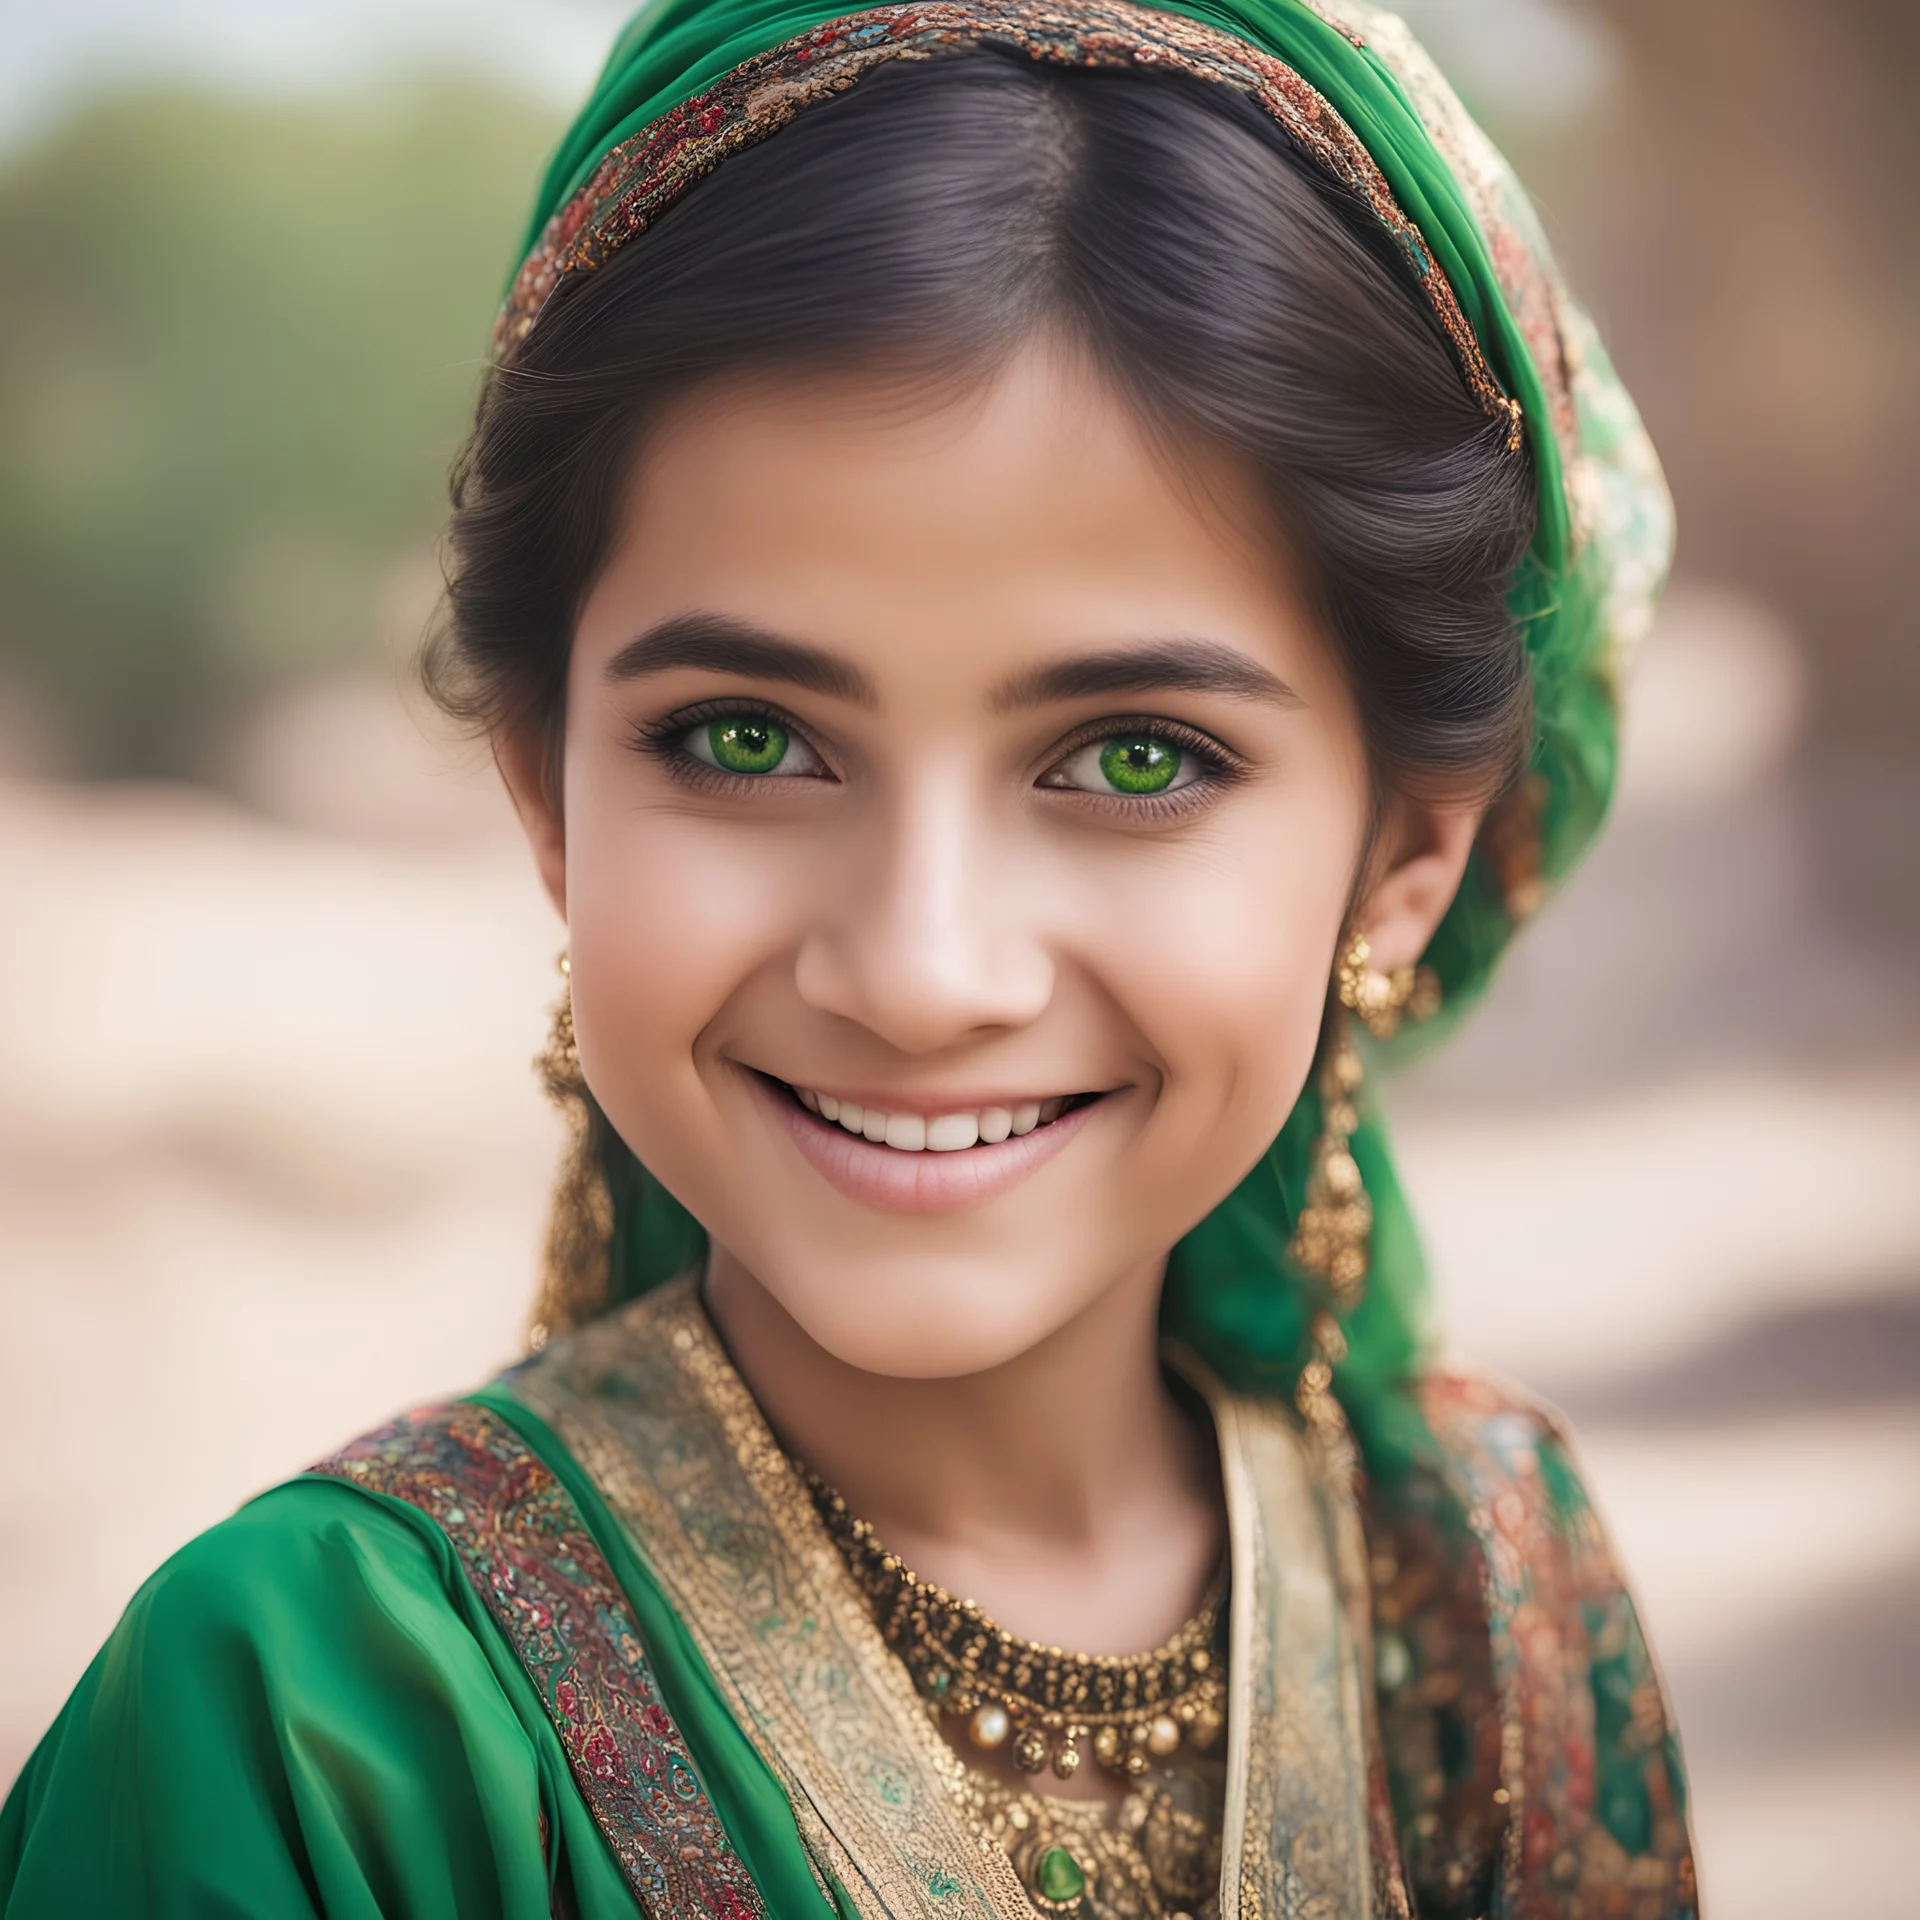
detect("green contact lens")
[1098,736,1180,795]
[708,717,789,775]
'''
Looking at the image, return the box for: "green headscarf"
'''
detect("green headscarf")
[513,0,1671,1477]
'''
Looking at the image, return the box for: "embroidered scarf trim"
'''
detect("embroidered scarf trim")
[496,0,1521,450]
[300,1293,1695,1918]
[309,1401,769,1920]
[508,1277,1380,1919]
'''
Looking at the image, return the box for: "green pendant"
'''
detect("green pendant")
[1034,1845,1088,1910]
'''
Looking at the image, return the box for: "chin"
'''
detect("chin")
[761,1249,1104,1381]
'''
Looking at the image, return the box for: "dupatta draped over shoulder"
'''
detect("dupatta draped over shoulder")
[3,4,1692,1916]
[5,1283,1692,1917]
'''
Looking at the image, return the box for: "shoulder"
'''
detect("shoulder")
[132,1464,463,1637]
[1411,1364,1650,1628]
[102,1403,524,1688]
[55,1425,516,1738]
[2,1409,563,1918]
[1415,1364,1585,1493]
[1366,1365,1698,1918]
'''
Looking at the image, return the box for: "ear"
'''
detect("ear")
[494,721,569,923]
[1354,794,1483,974]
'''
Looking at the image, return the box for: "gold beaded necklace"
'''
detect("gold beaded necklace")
[800,1467,1228,1782]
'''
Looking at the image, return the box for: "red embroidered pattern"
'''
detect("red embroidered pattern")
[497,0,1520,449]
[1408,1374,1697,1920]
[310,1402,768,1920]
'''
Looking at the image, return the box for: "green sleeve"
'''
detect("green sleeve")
[0,1480,642,1920]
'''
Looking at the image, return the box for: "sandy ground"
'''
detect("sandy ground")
[2,587,1915,1915]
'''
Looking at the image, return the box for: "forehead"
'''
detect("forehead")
[581,343,1327,702]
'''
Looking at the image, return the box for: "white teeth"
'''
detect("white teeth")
[927,1112,980,1153]
[795,1086,1075,1151]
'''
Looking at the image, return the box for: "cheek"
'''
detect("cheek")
[1071,776,1361,1139]
[558,754,799,1124]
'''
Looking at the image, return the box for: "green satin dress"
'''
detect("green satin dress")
[0,1387,828,1919]
[2,1281,1692,1919]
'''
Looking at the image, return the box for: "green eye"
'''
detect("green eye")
[1097,735,1181,795]
[706,716,789,775]
[676,709,828,782]
[1044,730,1208,801]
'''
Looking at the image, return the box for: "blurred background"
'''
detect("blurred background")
[0,1,1914,1911]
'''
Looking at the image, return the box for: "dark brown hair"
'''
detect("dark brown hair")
[427,49,1535,803]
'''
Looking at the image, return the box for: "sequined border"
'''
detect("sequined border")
[496,0,1522,449]
[308,1402,769,1920]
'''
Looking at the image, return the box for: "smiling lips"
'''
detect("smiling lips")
[792,1086,1067,1153]
[757,1073,1102,1213]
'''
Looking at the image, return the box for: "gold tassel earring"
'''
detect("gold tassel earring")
[1289,1015,1372,1309]
[528,952,614,1350]
[1290,930,1440,1420]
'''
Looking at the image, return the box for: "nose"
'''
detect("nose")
[793,775,1054,1054]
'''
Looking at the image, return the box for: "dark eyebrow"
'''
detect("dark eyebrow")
[603,612,877,706]
[989,640,1301,713]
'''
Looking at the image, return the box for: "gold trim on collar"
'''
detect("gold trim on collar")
[517,1276,1035,1918]
[1167,1347,1375,1919]
[516,1279,1375,1919]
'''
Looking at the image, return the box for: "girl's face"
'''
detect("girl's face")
[510,343,1470,1379]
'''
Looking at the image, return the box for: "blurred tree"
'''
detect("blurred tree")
[1537,0,1918,757]
[1528,0,1920,933]
[0,81,560,775]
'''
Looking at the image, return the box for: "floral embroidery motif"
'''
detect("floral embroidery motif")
[309,1401,769,1920]
[496,0,1522,448]
[1362,1374,1697,1920]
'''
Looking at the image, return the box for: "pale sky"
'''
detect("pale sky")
[0,0,632,149]
[0,0,1611,154]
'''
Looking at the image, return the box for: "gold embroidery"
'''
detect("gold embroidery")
[497,0,1523,450]
[1167,1348,1376,1920]
[516,1280,1035,1918]
[515,1282,1377,1920]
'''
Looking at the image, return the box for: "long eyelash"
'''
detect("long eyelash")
[628,697,831,790]
[629,696,794,754]
[1043,716,1248,813]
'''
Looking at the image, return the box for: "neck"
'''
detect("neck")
[702,1244,1224,1657]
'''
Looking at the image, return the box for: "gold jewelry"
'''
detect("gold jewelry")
[1290,932,1440,1323]
[800,1469,1227,1783]
[1288,1036,1366,1483]
[1288,1018,1372,1308]
[958,1768,1220,1920]
[1334,930,1439,1041]
[528,951,614,1349]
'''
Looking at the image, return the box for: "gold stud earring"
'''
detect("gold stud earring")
[528,951,614,1349]
[1334,930,1440,1041]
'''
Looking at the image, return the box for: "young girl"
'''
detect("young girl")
[0,2,1694,1915]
